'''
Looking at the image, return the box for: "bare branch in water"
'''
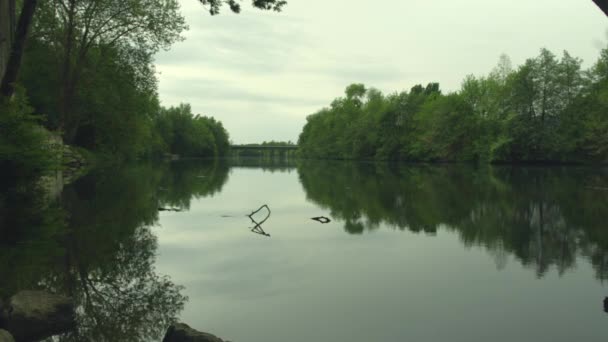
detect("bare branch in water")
[158,207,182,212]
[247,204,271,237]
[311,216,331,224]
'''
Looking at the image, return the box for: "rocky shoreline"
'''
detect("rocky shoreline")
[163,323,229,342]
[0,291,227,342]
[0,291,75,342]
[38,130,91,202]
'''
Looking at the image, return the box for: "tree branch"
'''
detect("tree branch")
[592,0,608,17]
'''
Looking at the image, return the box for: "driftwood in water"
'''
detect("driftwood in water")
[247,204,271,237]
[311,216,331,224]
[158,207,182,212]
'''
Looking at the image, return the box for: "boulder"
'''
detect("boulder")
[4,291,75,341]
[0,298,7,326]
[0,330,14,342]
[162,323,226,342]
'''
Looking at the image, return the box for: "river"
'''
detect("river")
[1,159,607,341]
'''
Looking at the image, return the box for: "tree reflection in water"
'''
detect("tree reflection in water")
[0,160,230,341]
[4,159,608,339]
[298,161,608,280]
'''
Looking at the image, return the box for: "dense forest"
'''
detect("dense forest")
[298,48,608,163]
[20,2,229,159]
[0,0,289,186]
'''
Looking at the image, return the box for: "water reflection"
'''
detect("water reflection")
[0,185,65,299]
[298,161,608,280]
[54,165,187,341]
[229,156,297,173]
[158,160,229,210]
[3,159,608,341]
[0,160,231,341]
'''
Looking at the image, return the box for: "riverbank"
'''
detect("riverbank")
[37,130,94,201]
[0,290,226,342]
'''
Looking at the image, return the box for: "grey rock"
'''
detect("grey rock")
[0,330,14,342]
[162,323,226,342]
[4,291,75,341]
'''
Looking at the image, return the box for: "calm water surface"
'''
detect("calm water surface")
[1,160,607,341]
[155,160,608,342]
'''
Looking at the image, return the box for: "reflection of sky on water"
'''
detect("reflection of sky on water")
[153,166,608,342]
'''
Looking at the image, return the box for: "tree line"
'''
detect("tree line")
[298,48,608,163]
[0,0,287,185]
[17,1,230,160]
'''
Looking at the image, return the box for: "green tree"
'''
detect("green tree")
[155,104,230,158]
[33,0,187,142]
[198,0,286,14]
[0,90,59,186]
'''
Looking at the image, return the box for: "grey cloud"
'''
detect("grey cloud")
[159,77,325,108]
[155,12,312,75]
[155,0,607,143]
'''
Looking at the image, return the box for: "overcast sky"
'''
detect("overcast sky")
[154,0,608,144]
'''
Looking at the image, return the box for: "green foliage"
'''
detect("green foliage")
[155,104,230,158]
[20,37,164,160]
[198,0,287,15]
[259,140,296,146]
[31,0,188,143]
[0,89,59,186]
[299,47,608,164]
[17,4,229,162]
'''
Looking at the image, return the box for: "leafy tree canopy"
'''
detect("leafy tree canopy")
[198,0,287,14]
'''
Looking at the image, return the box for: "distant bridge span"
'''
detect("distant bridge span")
[230,145,298,151]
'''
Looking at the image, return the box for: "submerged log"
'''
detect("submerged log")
[163,323,227,342]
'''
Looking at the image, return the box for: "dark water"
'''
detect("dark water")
[1,160,608,341]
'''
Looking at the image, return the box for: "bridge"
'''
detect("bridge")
[230,145,298,151]
[230,145,298,159]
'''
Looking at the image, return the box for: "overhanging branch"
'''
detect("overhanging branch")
[592,0,608,16]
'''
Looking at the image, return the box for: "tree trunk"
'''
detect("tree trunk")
[593,0,608,16]
[59,0,77,141]
[0,0,38,98]
[0,0,14,85]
